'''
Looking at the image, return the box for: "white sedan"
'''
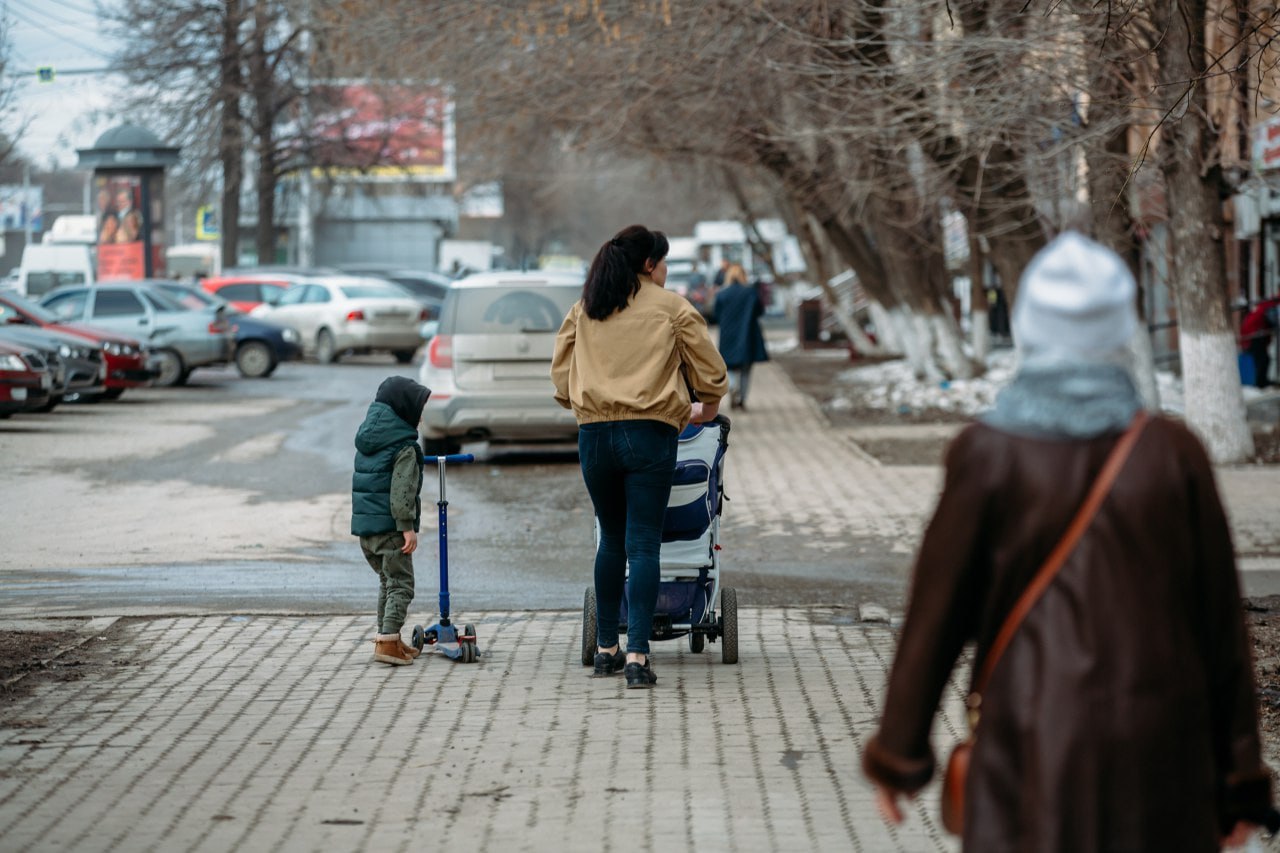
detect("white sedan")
[251,276,428,364]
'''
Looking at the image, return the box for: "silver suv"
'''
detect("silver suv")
[418,271,582,454]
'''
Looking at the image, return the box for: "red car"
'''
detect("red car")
[0,291,152,400]
[200,276,291,313]
[0,338,53,417]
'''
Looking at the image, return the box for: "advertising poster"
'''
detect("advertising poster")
[95,174,145,280]
[310,82,456,181]
[148,172,167,278]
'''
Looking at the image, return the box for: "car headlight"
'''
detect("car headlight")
[103,341,133,356]
[0,354,24,370]
[281,328,299,343]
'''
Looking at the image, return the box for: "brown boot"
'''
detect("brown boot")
[400,638,421,659]
[373,633,413,666]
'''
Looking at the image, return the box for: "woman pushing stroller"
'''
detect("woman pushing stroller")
[552,224,729,689]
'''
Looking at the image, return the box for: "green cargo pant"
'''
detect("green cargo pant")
[361,532,416,635]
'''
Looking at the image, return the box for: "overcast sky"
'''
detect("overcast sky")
[8,0,124,169]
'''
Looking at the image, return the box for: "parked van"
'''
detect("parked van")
[167,243,221,280]
[15,243,96,299]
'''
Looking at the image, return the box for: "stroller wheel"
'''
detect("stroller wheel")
[581,588,597,666]
[720,588,739,665]
[688,630,705,654]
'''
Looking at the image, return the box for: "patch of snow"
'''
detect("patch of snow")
[827,348,1194,419]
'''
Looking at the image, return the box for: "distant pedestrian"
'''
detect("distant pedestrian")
[552,224,728,689]
[863,233,1274,851]
[714,263,768,411]
[713,258,731,288]
[1240,296,1279,388]
[352,376,431,666]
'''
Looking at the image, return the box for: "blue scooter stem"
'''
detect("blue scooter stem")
[422,454,475,623]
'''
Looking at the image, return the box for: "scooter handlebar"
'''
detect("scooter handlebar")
[422,453,475,464]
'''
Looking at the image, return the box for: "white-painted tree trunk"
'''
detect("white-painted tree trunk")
[1179,330,1254,462]
[971,309,991,361]
[930,313,976,380]
[1127,327,1160,410]
[831,305,882,355]
[906,311,946,382]
[870,303,903,354]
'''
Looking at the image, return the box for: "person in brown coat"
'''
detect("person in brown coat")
[863,233,1274,851]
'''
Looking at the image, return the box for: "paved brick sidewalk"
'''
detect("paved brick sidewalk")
[721,361,940,559]
[0,610,965,853]
[4,355,1278,853]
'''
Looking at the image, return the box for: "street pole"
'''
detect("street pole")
[297,0,315,268]
[22,164,33,248]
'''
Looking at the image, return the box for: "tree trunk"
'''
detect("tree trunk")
[1155,0,1253,461]
[968,231,991,360]
[249,1,277,265]
[868,195,976,379]
[1085,61,1161,409]
[219,0,244,269]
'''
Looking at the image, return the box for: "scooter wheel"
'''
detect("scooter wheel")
[411,624,425,651]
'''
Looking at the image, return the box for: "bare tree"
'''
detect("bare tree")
[0,16,28,166]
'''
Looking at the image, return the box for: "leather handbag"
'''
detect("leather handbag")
[940,412,1149,835]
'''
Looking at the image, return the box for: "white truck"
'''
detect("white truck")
[6,215,98,298]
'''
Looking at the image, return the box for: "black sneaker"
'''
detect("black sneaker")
[592,649,626,677]
[624,660,657,689]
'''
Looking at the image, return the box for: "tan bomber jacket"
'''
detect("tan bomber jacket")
[551,276,728,431]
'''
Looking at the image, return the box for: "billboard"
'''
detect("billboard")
[310,82,455,182]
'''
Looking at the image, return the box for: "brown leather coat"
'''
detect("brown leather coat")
[863,417,1271,852]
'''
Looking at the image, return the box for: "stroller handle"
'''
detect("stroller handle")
[422,453,475,465]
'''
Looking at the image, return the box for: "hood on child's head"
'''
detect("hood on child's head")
[375,376,431,426]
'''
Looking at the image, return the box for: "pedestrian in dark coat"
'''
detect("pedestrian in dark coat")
[863,233,1273,851]
[714,264,768,410]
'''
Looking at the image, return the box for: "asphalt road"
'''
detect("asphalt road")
[0,355,909,618]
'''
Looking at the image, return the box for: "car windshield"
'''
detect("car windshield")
[0,291,60,323]
[157,284,225,312]
[339,282,411,299]
[454,284,580,334]
[142,287,191,312]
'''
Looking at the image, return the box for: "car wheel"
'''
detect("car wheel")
[36,394,61,413]
[393,349,417,364]
[101,388,125,400]
[315,329,338,364]
[235,340,276,378]
[152,349,186,387]
[421,437,462,456]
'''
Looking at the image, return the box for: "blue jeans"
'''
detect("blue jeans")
[578,420,678,656]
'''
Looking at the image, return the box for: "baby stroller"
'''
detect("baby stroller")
[580,415,739,666]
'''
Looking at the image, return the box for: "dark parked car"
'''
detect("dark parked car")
[0,322,103,409]
[146,280,302,378]
[0,291,152,400]
[0,339,53,417]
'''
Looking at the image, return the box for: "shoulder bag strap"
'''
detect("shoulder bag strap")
[969,411,1151,713]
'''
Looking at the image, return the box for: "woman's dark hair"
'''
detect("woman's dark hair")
[581,224,668,320]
